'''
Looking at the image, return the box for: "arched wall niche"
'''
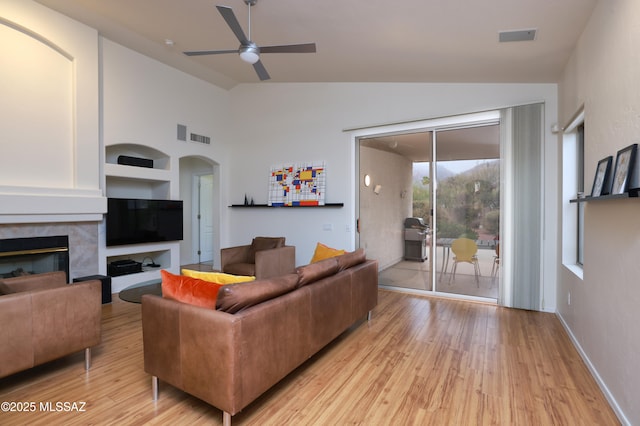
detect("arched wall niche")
[0,2,101,222]
[0,18,74,188]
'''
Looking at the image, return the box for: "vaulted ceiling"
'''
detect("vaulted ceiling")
[35,0,597,89]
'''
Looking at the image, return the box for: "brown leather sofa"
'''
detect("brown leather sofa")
[142,249,378,426]
[0,271,102,378]
[220,236,296,279]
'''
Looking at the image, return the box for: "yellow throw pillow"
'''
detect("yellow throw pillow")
[310,242,346,263]
[181,269,255,284]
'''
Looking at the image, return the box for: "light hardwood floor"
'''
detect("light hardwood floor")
[0,290,619,425]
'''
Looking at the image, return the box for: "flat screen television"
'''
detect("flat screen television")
[106,198,184,247]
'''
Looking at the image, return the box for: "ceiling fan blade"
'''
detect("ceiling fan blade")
[184,49,238,56]
[216,5,249,45]
[260,43,317,54]
[253,60,270,81]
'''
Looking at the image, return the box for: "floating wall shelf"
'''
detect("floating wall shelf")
[570,191,638,203]
[229,203,344,208]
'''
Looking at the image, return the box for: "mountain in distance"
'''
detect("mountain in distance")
[413,160,499,184]
[412,163,454,184]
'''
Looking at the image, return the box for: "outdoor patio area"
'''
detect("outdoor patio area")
[378,243,499,299]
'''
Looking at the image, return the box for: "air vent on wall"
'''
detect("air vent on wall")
[499,29,537,42]
[177,124,187,141]
[190,133,211,145]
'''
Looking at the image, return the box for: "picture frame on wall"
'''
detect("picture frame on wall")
[610,144,637,195]
[591,156,613,197]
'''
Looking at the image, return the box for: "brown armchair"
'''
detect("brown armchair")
[221,237,296,279]
[0,271,102,378]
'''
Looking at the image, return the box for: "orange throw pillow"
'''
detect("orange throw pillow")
[161,270,223,309]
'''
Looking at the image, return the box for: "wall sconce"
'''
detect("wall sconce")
[364,174,371,187]
[374,184,382,195]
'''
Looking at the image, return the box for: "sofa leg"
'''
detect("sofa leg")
[223,411,231,426]
[367,310,372,321]
[84,348,91,370]
[152,376,159,401]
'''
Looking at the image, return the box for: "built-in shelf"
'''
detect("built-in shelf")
[570,192,638,203]
[104,242,179,293]
[229,203,344,208]
[101,143,179,293]
[104,143,173,200]
[104,163,171,182]
[105,143,170,171]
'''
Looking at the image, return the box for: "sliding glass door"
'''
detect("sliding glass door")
[359,131,434,292]
[358,118,500,300]
[434,126,500,298]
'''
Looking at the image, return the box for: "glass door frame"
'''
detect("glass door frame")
[353,110,501,302]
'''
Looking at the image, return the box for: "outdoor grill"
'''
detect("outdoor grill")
[403,217,428,261]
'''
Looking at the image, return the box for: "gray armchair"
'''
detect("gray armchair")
[221,237,296,279]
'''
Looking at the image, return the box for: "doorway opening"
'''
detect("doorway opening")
[357,112,500,301]
[179,156,219,270]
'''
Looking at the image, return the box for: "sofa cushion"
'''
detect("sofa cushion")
[337,248,366,271]
[161,270,223,309]
[0,281,14,295]
[310,242,346,263]
[248,237,285,263]
[181,269,255,284]
[296,257,340,288]
[216,273,299,314]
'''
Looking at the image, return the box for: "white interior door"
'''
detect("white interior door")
[195,174,214,263]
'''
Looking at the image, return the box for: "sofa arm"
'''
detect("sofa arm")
[142,294,242,415]
[220,245,251,270]
[30,280,102,366]
[254,245,296,279]
[0,280,102,378]
[1,270,67,293]
[0,292,36,377]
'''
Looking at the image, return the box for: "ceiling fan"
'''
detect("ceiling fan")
[183,0,317,81]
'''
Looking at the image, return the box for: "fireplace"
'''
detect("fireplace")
[0,235,70,281]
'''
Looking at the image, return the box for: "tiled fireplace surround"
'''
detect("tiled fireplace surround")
[0,222,99,281]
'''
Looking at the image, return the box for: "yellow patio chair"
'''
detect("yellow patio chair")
[491,243,500,277]
[449,237,480,287]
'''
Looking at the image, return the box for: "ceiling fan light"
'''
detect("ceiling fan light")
[239,45,260,64]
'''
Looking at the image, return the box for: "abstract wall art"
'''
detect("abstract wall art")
[268,161,326,206]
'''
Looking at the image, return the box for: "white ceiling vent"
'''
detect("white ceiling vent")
[499,29,537,42]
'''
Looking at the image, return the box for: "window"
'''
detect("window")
[576,123,584,265]
[561,107,585,276]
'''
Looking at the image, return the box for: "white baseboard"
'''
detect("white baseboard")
[555,312,630,426]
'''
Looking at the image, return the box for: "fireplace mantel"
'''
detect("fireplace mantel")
[0,186,106,224]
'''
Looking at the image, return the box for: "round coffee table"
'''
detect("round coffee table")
[118,279,162,303]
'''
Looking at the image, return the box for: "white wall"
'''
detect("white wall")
[101,38,233,275]
[0,0,103,222]
[228,82,558,310]
[359,146,413,270]
[558,0,640,423]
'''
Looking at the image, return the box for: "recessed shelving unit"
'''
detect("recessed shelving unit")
[101,143,179,293]
[105,243,179,291]
[105,144,170,170]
